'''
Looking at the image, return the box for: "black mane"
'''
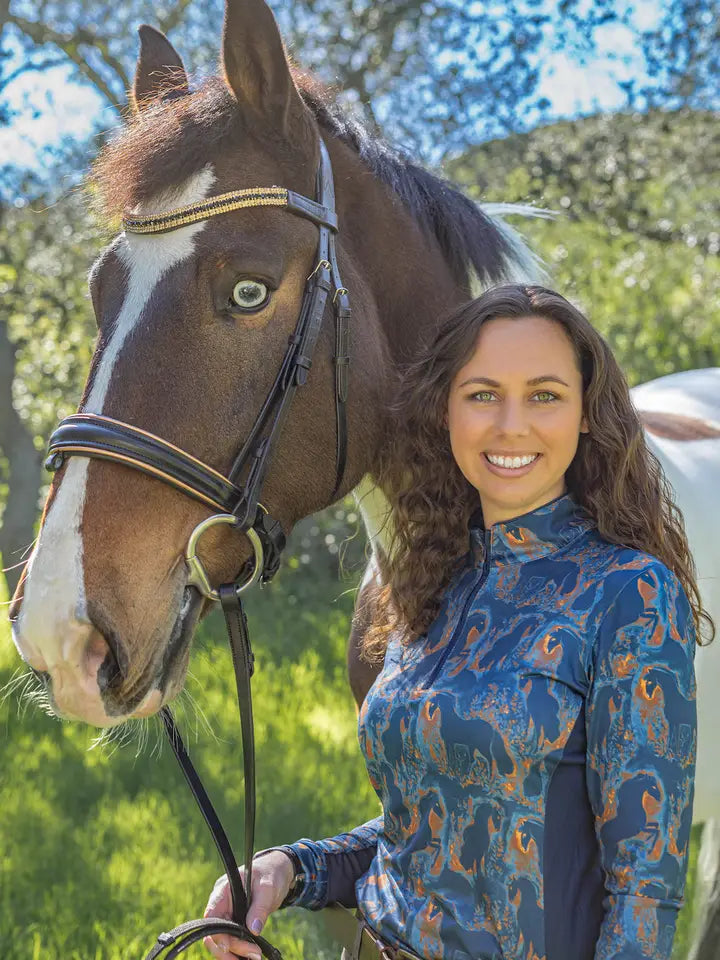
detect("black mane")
[300,83,519,288]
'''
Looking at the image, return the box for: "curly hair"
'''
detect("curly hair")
[364,283,713,659]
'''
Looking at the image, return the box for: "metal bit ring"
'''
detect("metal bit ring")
[185,514,264,601]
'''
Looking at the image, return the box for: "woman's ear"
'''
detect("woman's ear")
[580,415,589,434]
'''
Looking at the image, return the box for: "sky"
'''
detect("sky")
[0,1,663,180]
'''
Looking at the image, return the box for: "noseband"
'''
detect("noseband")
[44,139,350,959]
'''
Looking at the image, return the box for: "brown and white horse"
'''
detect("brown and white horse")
[9,0,537,726]
[9,0,720,951]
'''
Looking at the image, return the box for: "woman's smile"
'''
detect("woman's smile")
[484,451,541,474]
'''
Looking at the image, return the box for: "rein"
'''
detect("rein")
[45,138,350,959]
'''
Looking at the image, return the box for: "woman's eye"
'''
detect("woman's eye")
[533,391,558,403]
[471,390,496,402]
[230,279,270,311]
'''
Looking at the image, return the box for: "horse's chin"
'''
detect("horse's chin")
[41,586,206,728]
[128,585,207,720]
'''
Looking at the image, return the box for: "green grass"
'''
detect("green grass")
[0,566,378,959]
[0,567,702,958]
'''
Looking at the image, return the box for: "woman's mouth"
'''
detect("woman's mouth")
[484,452,540,476]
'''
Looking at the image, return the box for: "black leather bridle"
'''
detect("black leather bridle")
[44,138,350,959]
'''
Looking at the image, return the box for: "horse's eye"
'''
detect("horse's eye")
[230,279,270,311]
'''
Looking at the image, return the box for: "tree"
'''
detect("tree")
[0,179,99,591]
[450,107,720,384]
[3,1,718,162]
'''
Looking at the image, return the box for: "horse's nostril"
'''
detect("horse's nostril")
[86,627,122,693]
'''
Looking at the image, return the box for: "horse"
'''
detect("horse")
[8,0,720,953]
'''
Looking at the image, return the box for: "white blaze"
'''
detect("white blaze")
[14,166,216,669]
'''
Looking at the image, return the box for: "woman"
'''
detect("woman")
[204,284,706,960]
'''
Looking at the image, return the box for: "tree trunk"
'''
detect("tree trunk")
[0,314,43,598]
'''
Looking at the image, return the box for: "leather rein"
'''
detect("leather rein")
[44,138,350,959]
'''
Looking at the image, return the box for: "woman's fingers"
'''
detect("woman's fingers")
[204,870,237,920]
[203,932,261,960]
[204,872,256,958]
[203,853,295,959]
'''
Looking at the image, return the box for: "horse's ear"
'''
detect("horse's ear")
[221,0,308,134]
[132,24,189,114]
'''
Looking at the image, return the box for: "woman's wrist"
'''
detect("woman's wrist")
[252,846,305,907]
[278,847,305,907]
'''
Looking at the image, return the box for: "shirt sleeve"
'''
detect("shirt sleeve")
[586,563,697,960]
[279,815,382,910]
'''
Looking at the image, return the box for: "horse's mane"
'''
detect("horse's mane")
[92,74,521,287]
[297,77,520,287]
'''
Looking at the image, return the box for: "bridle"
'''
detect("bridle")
[44,138,350,959]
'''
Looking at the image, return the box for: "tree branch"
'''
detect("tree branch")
[157,0,195,37]
[0,55,67,92]
[8,13,125,112]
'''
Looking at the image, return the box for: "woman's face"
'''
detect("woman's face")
[447,314,588,527]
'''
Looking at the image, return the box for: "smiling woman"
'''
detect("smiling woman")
[447,313,589,526]
[201,284,708,960]
[269,281,704,960]
[367,284,711,652]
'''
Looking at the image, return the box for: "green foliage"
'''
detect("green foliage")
[450,108,720,385]
[2,190,99,445]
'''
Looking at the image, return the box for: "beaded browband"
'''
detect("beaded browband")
[122,185,338,235]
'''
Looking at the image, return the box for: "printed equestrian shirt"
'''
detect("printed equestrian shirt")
[283,494,697,960]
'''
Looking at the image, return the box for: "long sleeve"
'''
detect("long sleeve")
[280,815,383,910]
[586,563,697,959]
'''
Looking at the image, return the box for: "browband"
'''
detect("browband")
[122,187,338,235]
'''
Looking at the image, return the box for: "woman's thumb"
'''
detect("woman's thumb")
[246,881,274,936]
[248,914,265,936]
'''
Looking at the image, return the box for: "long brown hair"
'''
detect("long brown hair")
[365,283,713,659]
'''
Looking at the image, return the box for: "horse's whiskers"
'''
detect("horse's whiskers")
[0,667,33,704]
[87,713,161,758]
[1,538,38,573]
[0,667,50,719]
[184,670,221,744]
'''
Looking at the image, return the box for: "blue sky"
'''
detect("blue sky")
[0,1,663,176]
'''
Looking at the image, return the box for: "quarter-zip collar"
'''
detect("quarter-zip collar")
[469,492,595,566]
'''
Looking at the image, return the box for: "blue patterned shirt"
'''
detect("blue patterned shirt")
[285,494,696,960]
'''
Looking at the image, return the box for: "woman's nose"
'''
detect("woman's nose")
[495,400,531,435]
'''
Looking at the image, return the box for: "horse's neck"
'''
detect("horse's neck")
[330,139,465,363]
[329,139,463,557]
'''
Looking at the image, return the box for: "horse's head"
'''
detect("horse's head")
[10,0,386,726]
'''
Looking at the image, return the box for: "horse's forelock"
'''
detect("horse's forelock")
[91,79,243,221]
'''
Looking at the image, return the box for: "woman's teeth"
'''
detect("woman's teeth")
[486,453,539,469]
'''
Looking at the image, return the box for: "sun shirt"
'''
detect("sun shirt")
[282,494,697,960]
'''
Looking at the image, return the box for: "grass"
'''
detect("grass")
[0,563,378,959]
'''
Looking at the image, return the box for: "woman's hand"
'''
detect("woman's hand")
[203,850,296,960]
